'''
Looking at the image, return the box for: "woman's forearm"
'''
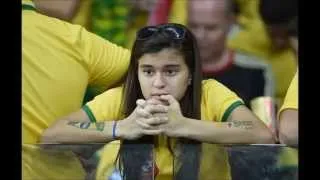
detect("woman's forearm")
[279,109,298,147]
[41,120,116,144]
[178,118,275,144]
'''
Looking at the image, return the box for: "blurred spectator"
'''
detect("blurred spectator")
[187,0,275,125]
[227,0,297,107]
[165,0,296,107]
[259,0,297,52]
[22,0,130,179]
[186,1,279,179]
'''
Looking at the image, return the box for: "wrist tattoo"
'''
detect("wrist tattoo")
[67,121,105,131]
[227,121,253,129]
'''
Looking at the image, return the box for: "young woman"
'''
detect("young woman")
[41,23,274,180]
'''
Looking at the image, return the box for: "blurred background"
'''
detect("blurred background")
[33,0,297,107]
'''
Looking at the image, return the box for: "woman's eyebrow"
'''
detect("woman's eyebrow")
[164,64,180,68]
[139,64,153,68]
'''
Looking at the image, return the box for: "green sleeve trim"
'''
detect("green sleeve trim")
[82,105,97,123]
[22,4,36,11]
[221,101,244,122]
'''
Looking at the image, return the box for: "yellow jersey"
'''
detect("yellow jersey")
[22,1,130,179]
[279,72,298,114]
[85,79,244,180]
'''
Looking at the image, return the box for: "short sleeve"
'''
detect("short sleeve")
[79,28,130,91]
[279,72,298,114]
[201,79,244,122]
[83,87,124,122]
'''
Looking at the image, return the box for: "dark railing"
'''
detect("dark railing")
[22,143,298,180]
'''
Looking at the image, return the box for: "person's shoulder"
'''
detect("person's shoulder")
[201,79,244,99]
[87,86,124,107]
[24,8,86,37]
[201,79,227,93]
[233,50,271,69]
[102,86,124,96]
[201,79,218,88]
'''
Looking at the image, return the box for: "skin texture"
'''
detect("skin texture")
[279,109,298,147]
[138,48,190,101]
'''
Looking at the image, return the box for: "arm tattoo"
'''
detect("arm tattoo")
[227,121,254,130]
[67,121,105,131]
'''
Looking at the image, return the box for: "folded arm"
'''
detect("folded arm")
[40,109,116,160]
[175,105,275,144]
[41,109,116,144]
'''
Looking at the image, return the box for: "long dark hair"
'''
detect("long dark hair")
[116,23,203,180]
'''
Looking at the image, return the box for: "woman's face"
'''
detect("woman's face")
[138,48,190,102]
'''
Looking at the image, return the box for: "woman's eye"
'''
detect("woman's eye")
[143,70,154,76]
[165,69,178,76]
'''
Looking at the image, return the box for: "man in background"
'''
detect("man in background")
[22,0,130,179]
[188,0,275,126]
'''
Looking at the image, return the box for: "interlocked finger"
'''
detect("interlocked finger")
[144,104,168,114]
[145,116,169,125]
[136,107,152,118]
[136,118,158,129]
[136,99,147,108]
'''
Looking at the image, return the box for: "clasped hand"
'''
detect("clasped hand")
[120,95,186,140]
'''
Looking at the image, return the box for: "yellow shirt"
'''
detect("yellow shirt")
[85,79,244,180]
[22,1,130,179]
[279,72,298,113]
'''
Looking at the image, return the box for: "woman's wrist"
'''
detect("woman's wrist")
[112,121,118,140]
[114,119,126,139]
[171,116,190,138]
